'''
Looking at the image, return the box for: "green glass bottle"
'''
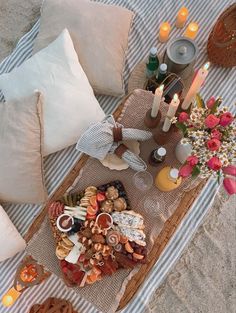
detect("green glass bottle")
[156,63,168,84]
[146,47,159,78]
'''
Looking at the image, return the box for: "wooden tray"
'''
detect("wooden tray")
[24,94,207,311]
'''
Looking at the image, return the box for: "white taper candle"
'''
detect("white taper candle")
[181,62,210,110]
[163,93,180,132]
[151,84,164,118]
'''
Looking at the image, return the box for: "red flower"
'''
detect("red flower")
[206,96,216,109]
[223,178,236,195]
[211,129,222,140]
[179,112,189,123]
[205,114,220,129]
[187,155,199,166]
[222,165,236,177]
[206,138,221,151]
[207,157,222,171]
[219,112,234,127]
[179,164,193,178]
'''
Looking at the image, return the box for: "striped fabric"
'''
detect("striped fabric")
[0,0,235,312]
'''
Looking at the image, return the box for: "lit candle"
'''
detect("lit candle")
[162,94,180,132]
[184,22,199,39]
[151,84,164,118]
[176,7,188,28]
[181,62,210,110]
[159,22,171,43]
[2,286,21,307]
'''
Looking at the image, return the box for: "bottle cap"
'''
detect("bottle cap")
[159,63,167,73]
[157,147,167,156]
[150,47,158,56]
[169,168,179,179]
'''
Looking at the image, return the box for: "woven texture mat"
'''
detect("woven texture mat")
[26,89,200,313]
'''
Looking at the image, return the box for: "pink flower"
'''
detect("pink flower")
[222,165,236,177]
[179,112,189,123]
[179,164,193,178]
[206,138,221,151]
[206,96,216,109]
[223,178,236,195]
[219,112,234,127]
[207,157,222,171]
[211,129,222,140]
[205,114,220,129]
[187,155,199,166]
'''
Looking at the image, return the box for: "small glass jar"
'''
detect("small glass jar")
[149,147,167,166]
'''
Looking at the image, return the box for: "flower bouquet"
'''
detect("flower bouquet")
[173,95,236,195]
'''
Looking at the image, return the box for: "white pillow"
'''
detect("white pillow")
[0,205,26,261]
[0,29,105,155]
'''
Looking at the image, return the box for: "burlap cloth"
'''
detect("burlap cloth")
[26,89,200,313]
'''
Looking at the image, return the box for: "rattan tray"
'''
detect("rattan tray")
[24,94,206,311]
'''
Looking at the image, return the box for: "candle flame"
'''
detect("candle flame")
[180,7,188,16]
[203,62,210,70]
[189,22,198,31]
[173,93,178,101]
[159,84,164,91]
[161,22,170,31]
[2,295,14,307]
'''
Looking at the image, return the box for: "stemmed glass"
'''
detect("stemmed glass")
[132,171,161,213]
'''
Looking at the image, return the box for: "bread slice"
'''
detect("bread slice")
[111,210,144,229]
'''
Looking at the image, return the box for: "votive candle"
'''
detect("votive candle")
[159,22,171,42]
[181,62,210,110]
[176,7,189,28]
[151,84,164,118]
[163,94,180,132]
[184,22,199,39]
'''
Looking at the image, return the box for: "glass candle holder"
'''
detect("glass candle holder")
[159,22,171,42]
[184,22,199,39]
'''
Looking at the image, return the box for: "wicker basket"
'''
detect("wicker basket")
[207,4,236,68]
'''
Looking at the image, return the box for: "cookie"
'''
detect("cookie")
[56,245,70,260]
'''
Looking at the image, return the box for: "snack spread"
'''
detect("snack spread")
[48,181,147,287]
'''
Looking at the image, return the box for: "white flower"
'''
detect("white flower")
[171,117,178,124]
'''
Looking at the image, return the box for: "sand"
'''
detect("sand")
[0,1,235,312]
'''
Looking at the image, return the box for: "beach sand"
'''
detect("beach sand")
[0,1,235,312]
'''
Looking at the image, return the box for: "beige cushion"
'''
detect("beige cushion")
[0,29,105,155]
[0,205,26,261]
[0,92,48,204]
[33,0,134,96]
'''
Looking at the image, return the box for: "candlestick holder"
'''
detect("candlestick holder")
[144,109,162,129]
[153,122,176,145]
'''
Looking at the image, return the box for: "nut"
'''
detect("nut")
[105,186,119,200]
[125,241,134,253]
[113,197,127,211]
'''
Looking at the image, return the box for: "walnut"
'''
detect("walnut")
[113,197,127,211]
[91,234,105,244]
[80,228,92,238]
[100,200,114,213]
[105,186,119,200]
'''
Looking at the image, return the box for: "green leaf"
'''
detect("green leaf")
[196,93,205,108]
[192,165,200,177]
[210,97,222,114]
[175,122,187,135]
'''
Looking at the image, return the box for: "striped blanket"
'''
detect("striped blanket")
[0,0,235,312]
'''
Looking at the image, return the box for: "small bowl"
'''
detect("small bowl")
[96,213,113,230]
[56,214,74,232]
